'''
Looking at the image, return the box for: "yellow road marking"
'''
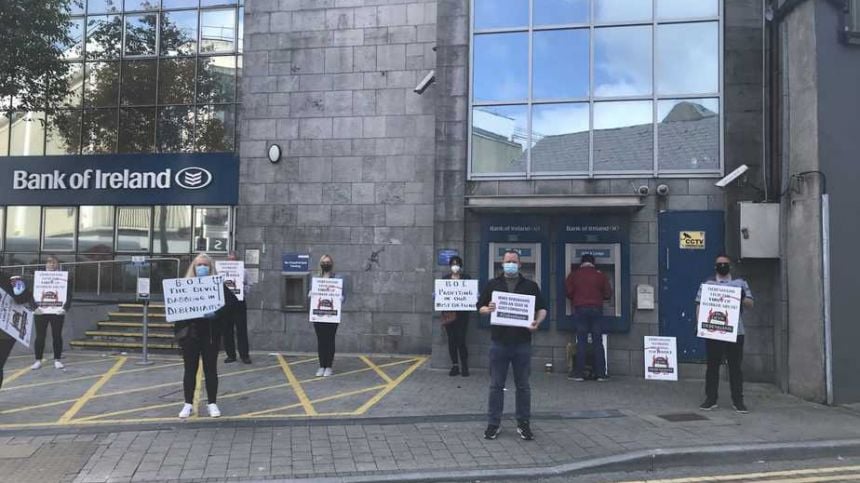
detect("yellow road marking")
[191,364,203,419]
[241,385,386,417]
[2,366,31,386]
[58,357,127,424]
[277,354,317,416]
[620,465,860,483]
[359,356,393,383]
[354,356,426,415]
[3,360,185,391]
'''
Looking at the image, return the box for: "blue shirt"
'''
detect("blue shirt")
[695,277,753,336]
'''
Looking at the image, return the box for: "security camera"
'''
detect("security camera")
[715,164,750,188]
[637,185,650,196]
[656,184,670,196]
[413,70,435,95]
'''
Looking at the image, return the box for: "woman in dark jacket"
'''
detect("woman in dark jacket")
[1,274,36,390]
[175,253,238,418]
[441,256,470,377]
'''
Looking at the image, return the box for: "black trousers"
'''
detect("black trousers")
[34,314,64,360]
[0,337,15,390]
[705,335,745,403]
[313,322,338,368]
[223,301,250,359]
[180,335,219,404]
[444,319,468,367]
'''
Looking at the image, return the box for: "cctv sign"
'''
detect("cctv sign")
[1,153,237,205]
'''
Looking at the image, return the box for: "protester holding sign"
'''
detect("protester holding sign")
[696,254,754,414]
[0,274,36,390]
[311,254,344,377]
[218,251,251,364]
[440,256,472,377]
[32,256,71,370]
[477,250,547,441]
[173,253,238,419]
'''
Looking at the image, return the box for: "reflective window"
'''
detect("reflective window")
[86,15,123,59]
[46,110,83,155]
[153,206,192,253]
[82,108,118,154]
[534,0,588,26]
[5,207,41,252]
[84,62,120,107]
[531,103,589,172]
[125,14,158,56]
[10,112,46,156]
[471,105,527,175]
[62,18,86,60]
[195,104,235,152]
[198,56,236,103]
[201,0,238,6]
[193,207,230,252]
[125,0,158,11]
[163,0,198,9]
[593,100,653,171]
[656,22,719,95]
[657,0,719,19]
[118,107,156,153]
[161,10,198,56]
[88,0,122,14]
[116,207,151,252]
[594,26,652,97]
[120,60,157,105]
[474,0,528,30]
[473,33,528,103]
[78,206,116,254]
[594,0,652,23]
[658,98,720,171]
[62,63,85,108]
[200,9,236,53]
[0,112,9,156]
[158,58,196,104]
[157,106,195,152]
[43,207,77,252]
[533,29,589,100]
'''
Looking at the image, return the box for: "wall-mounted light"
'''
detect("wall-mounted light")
[268,144,282,164]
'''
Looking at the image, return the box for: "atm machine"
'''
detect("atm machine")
[564,243,621,319]
[488,242,541,283]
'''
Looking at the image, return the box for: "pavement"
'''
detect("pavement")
[2,349,860,482]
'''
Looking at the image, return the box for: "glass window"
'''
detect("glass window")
[594,26,652,97]
[0,112,9,156]
[657,0,719,19]
[533,29,589,100]
[471,105,527,175]
[161,10,198,56]
[474,0,528,30]
[201,0,238,6]
[69,1,85,15]
[61,17,86,60]
[534,0,588,26]
[237,7,243,53]
[43,207,77,252]
[157,105,195,152]
[116,207,151,252]
[125,0,158,11]
[10,112,46,156]
[88,0,122,14]
[200,9,236,53]
[5,207,41,252]
[153,206,192,253]
[531,103,589,173]
[158,58,196,104]
[594,0,652,23]
[120,59,157,105]
[86,15,123,59]
[82,108,118,154]
[125,14,158,56]
[658,98,720,171]
[473,33,528,103]
[62,63,85,108]
[193,207,230,252]
[78,206,116,254]
[197,56,236,103]
[163,0,199,8]
[656,22,719,95]
[118,107,156,153]
[195,104,234,152]
[84,62,120,107]
[46,110,83,155]
[593,100,653,171]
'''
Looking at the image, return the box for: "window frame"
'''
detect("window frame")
[41,206,79,253]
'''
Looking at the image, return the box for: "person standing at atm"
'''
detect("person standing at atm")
[565,253,612,381]
[478,249,547,441]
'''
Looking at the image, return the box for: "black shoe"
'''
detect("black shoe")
[461,366,469,377]
[241,357,252,364]
[449,365,460,376]
[567,371,585,381]
[224,357,237,363]
[699,398,718,411]
[483,424,500,440]
[517,421,534,441]
[732,401,749,414]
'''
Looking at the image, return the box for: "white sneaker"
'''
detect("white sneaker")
[31,360,42,370]
[323,368,333,377]
[207,403,221,418]
[54,360,64,369]
[178,403,193,418]
[315,367,325,377]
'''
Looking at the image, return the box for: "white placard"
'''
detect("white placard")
[34,271,69,315]
[490,291,536,328]
[0,288,35,347]
[137,278,150,300]
[644,336,678,381]
[696,283,742,343]
[162,275,226,323]
[310,277,343,324]
[434,279,478,311]
[215,261,245,301]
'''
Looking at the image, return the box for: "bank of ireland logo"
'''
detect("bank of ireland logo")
[175,167,213,190]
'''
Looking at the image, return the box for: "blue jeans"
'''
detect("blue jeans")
[487,341,531,426]
[574,306,606,378]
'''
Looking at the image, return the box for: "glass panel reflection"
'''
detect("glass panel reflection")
[86,15,123,59]
[43,207,77,252]
[125,0,158,11]
[153,206,192,254]
[531,103,589,172]
[5,207,41,252]
[88,0,121,14]
[84,61,120,107]
[534,0,589,25]
[125,14,158,56]
[656,22,719,95]
[47,110,83,155]
[197,56,236,103]
[79,206,116,254]
[194,207,230,252]
[0,112,9,156]
[533,29,589,100]
[162,0,199,8]
[10,112,46,156]
[593,100,653,171]
[473,0,528,30]
[657,0,719,19]
[196,104,234,152]
[62,63,85,108]
[657,98,719,170]
[116,207,151,252]
[82,108,117,154]
[594,26,652,97]
[161,10,198,56]
[118,107,156,153]
[473,33,528,103]
[594,0,652,23]
[158,58,196,104]
[157,106,195,152]
[471,105,527,174]
[200,9,236,53]
[61,18,85,60]
[120,60,157,105]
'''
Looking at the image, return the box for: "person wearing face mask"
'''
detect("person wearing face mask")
[32,255,72,370]
[441,256,471,377]
[0,275,36,390]
[477,250,547,441]
[696,254,754,414]
[174,253,238,418]
[312,254,343,377]
[222,251,251,364]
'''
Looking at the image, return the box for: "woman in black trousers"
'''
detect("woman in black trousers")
[32,255,70,370]
[313,254,342,377]
[441,256,470,377]
[175,253,237,419]
[1,274,36,389]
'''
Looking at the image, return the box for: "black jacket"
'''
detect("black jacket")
[174,283,239,345]
[477,274,547,344]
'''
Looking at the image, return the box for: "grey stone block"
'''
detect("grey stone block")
[325,47,354,73]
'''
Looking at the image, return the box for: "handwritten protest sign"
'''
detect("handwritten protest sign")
[434,279,478,311]
[215,261,245,301]
[0,287,34,347]
[162,275,226,323]
[34,271,68,315]
[696,283,742,343]
[310,277,343,324]
[644,336,678,381]
[490,291,535,328]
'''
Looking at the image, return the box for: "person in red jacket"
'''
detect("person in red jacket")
[565,254,612,381]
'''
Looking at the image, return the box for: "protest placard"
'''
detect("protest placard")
[434,279,478,311]
[310,277,343,324]
[162,275,226,323]
[215,261,245,301]
[490,291,536,328]
[33,271,68,315]
[0,287,34,347]
[644,336,678,381]
[696,283,742,343]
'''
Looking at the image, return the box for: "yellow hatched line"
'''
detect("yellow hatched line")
[359,356,393,383]
[58,356,127,424]
[3,360,186,391]
[620,465,860,483]
[354,356,426,415]
[276,354,317,416]
[1,366,31,386]
[191,365,203,419]
[241,385,386,417]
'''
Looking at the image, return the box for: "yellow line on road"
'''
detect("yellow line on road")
[620,465,860,483]
[3,360,184,391]
[241,385,386,417]
[354,356,426,415]
[0,397,79,415]
[2,366,31,386]
[276,354,317,416]
[359,356,393,383]
[58,356,127,424]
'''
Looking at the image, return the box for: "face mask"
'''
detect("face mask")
[715,263,731,276]
[502,262,519,276]
[320,263,333,272]
[195,265,210,277]
[12,281,25,296]
[450,265,461,274]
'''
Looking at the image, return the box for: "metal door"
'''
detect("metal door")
[658,211,724,362]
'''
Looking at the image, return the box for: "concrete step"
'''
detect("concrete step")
[117,303,165,313]
[107,311,166,321]
[70,339,178,351]
[97,321,173,330]
[85,330,174,340]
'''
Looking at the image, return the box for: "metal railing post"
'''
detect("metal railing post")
[138,298,153,366]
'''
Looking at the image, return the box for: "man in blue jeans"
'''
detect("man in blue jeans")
[565,254,612,381]
[477,250,547,441]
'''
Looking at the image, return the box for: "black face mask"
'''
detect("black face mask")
[320,263,333,272]
[715,263,731,276]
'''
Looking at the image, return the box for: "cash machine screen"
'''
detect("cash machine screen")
[488,243,541,288]
[565,244,621,317]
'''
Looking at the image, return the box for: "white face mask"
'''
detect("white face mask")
[450,265,461,274]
